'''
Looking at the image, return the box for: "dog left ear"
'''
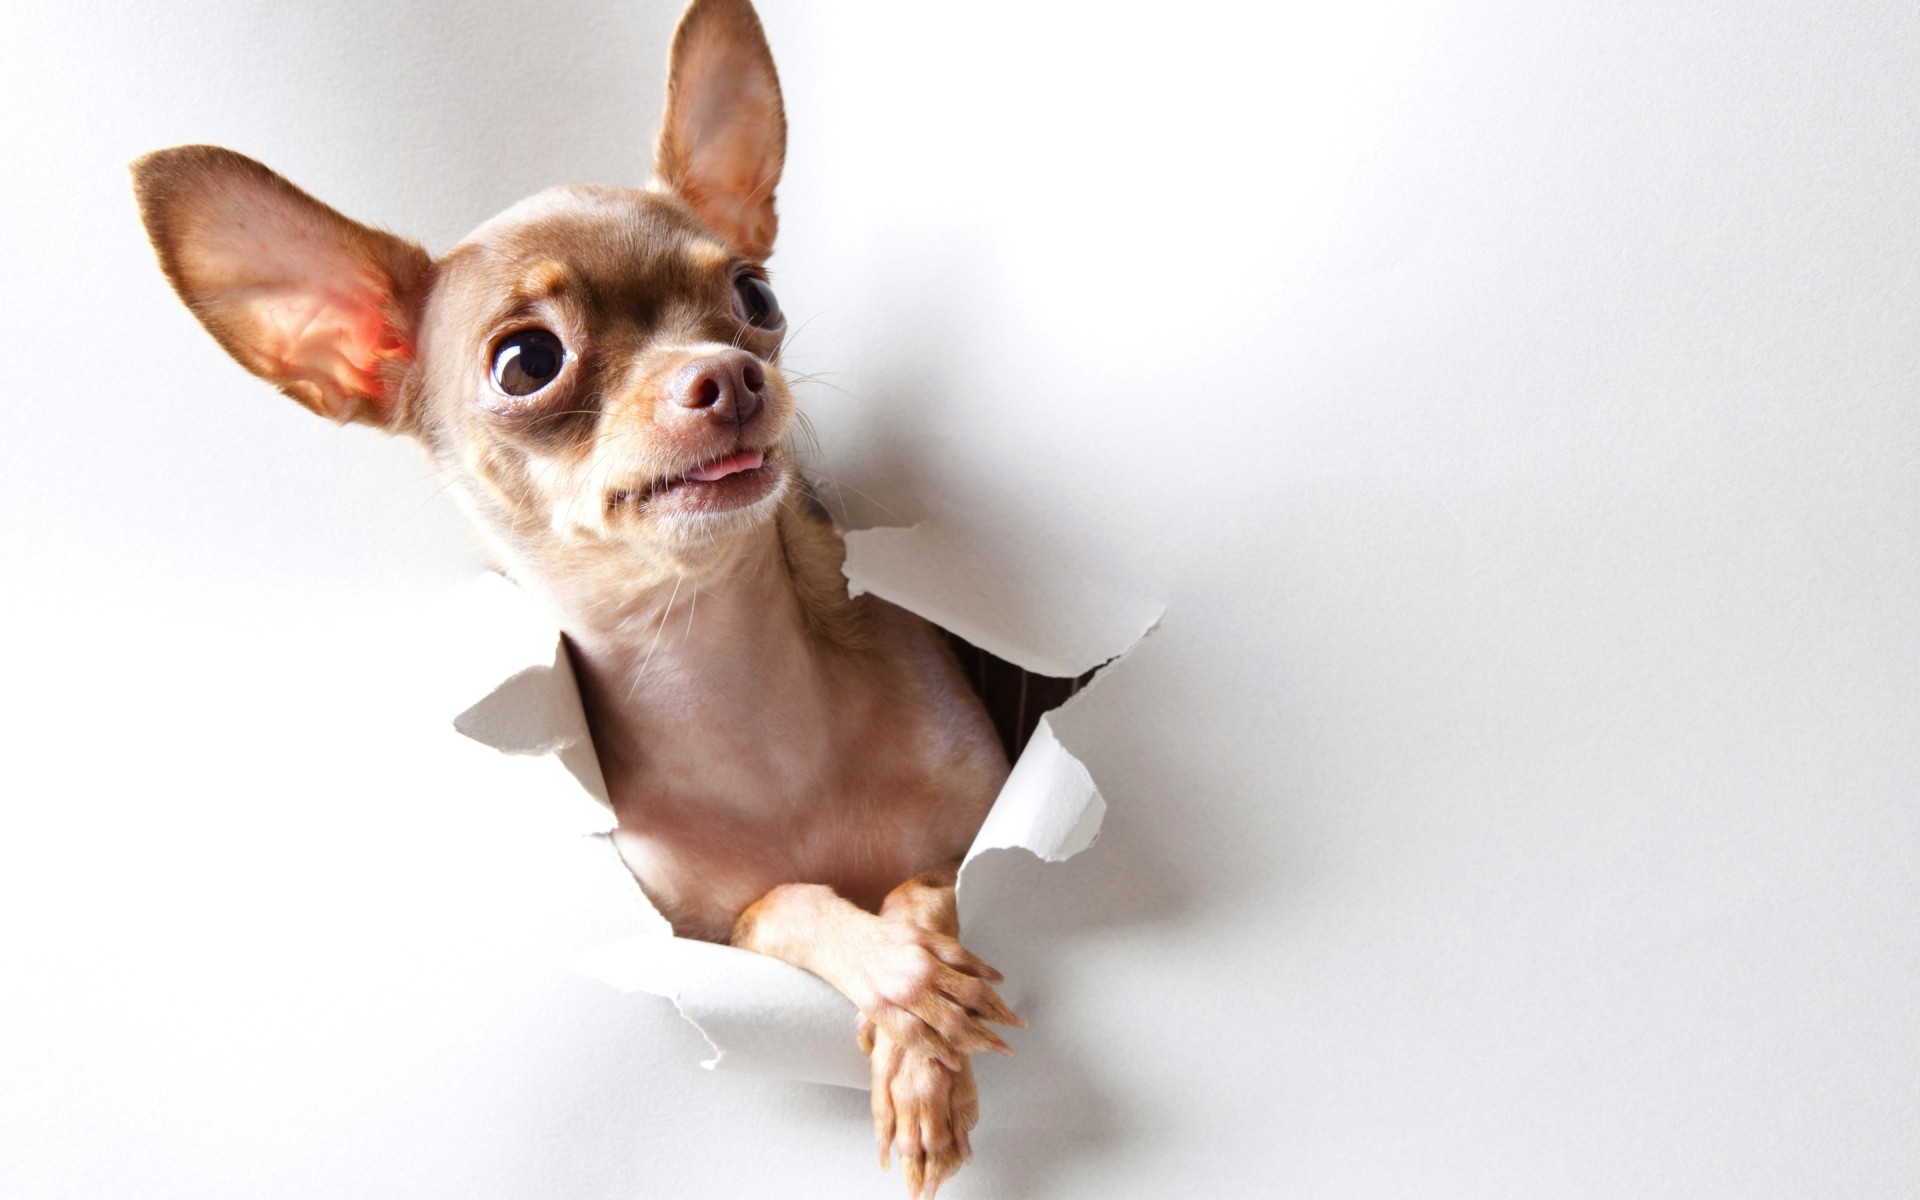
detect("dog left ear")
[653,0,787,260]
[131,145,430,430]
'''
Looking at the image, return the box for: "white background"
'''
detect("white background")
[3,1,1916,1196]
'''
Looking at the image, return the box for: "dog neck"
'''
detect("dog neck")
[526,508,863,809]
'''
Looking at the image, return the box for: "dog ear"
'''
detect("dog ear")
[131,145,430,430]
[653,0,787,260]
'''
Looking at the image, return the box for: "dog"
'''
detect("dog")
[132,1,1019,1194]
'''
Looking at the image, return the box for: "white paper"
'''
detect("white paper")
[454,532,1159,1090]
[842,521,1161,681]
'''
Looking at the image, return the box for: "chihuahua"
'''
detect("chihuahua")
[132,0,1018,1194]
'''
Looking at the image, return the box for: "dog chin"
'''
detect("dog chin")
[646,467,790,547]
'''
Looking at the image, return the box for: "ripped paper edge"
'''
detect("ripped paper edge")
[454,535,1159,1090]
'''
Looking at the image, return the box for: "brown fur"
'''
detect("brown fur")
[131,2,1013,1195]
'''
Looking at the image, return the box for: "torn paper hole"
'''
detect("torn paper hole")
[455,521,1161,1090]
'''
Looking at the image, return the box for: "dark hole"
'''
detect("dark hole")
[941,630,1100,763]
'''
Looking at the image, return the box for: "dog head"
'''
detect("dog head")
[133,0,795,592]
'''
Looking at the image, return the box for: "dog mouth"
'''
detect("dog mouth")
[608,447,779,516]
[679,448,765,483]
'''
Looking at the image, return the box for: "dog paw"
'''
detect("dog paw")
[848,921,1021,1069]
[864,1018,979,1200]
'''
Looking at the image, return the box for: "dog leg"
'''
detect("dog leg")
[730,873,1018,1067]
[862,867,1008,1197]
[861,1014,978,1200]
[732,869,1018,1196]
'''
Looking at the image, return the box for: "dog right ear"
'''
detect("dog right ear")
[131,145,431,431]
[653,0,786,261]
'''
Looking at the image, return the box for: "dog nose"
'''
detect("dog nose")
[670,350,766,426]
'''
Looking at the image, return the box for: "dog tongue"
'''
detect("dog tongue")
[683,449,764,482]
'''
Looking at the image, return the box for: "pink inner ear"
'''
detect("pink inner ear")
[246,271,410,406]
[678,123,779,256]
[174,177,419,419]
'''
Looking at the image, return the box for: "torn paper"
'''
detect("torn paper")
[455,526,1159,1090]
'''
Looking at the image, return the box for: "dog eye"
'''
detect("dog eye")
[733,275,784,331]
[491,329,566,396]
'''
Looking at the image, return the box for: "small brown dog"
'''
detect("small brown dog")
[133,1,1017,1194]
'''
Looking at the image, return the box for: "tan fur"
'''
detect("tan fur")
[131,2,1014,1195]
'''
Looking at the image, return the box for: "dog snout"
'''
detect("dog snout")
[670,350,766,426]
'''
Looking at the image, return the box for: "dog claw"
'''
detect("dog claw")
[867,1020,977,1200]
